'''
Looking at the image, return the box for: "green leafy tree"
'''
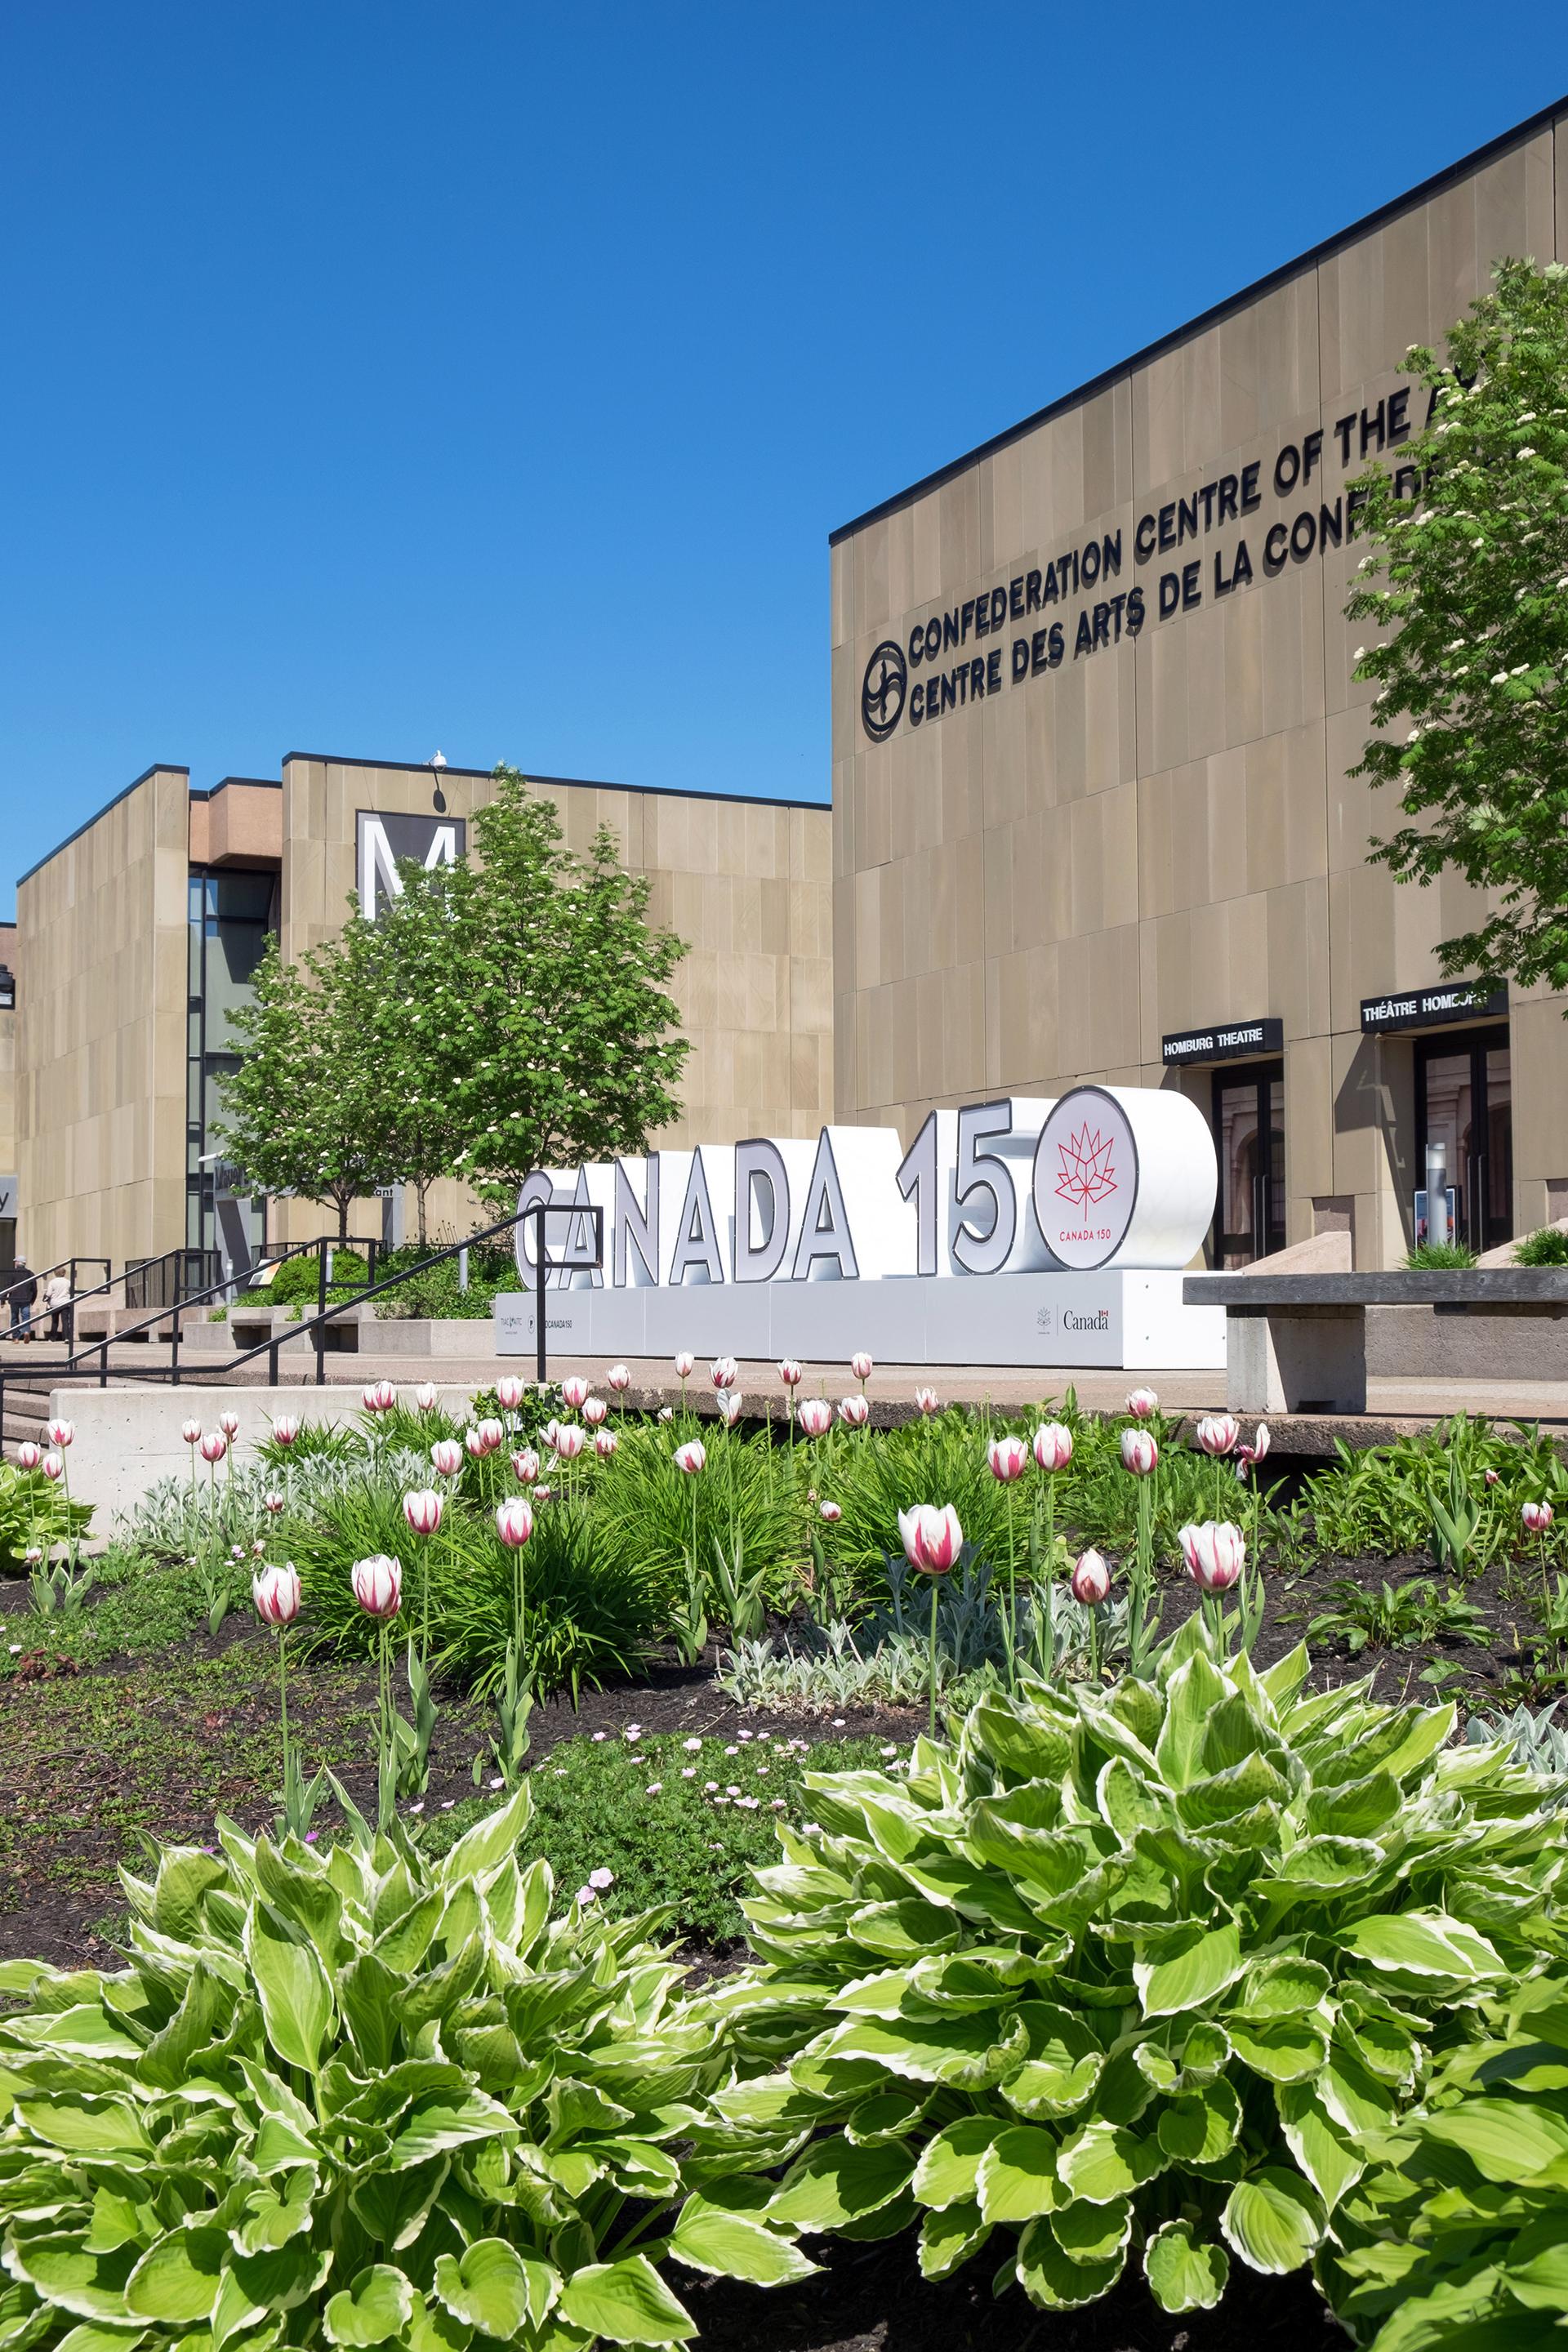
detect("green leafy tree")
[1348,256,1568,999]
[365,869,472,1244]
[439,768,689,1203]
[216,928,399,1243]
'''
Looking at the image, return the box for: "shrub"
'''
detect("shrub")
[1515,1223,1568,1266]
[265,1248,367,1305]
[1404,1240,1477,1269]
[0,1783,722,2352]
[689,1624,1568,2319]
[0,1463,91,1569]
[1319,1972,1568,2347]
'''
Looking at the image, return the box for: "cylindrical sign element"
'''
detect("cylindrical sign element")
[1031,1085,1217,1270]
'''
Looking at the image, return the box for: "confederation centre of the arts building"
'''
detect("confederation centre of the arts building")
[7,95,1568,1285]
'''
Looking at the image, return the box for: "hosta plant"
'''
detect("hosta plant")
[687,1620,1568,2320]
[0,1784,723,2352]
[1319,1971,1568,2350]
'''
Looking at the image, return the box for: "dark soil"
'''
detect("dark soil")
[684,2227,1347,2351]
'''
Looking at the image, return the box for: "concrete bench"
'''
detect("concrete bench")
[1183,1268,1568,1413]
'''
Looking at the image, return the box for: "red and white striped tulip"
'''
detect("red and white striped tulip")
[560,1375,590,1411]
[1125,1388,1160,1420]
[797,1397,833,1438]
[1120,1428,1158,1477]
[898,1503,964,1576]
[710,1356,737,1391]
[987,1435,1029,1483]
[552,1423,586,1460]
[497,1374,526,1411]
[674,1351,695,1380]
[41,1451,64,1482]
[362,1381,397,1414]
[474,1418,505,1455]
[199,1430,229,1466]
[582,1396,608,1427]
[850,1352,874,1384]
[180,1418,203,1446]
[1071,1548,1111,1606]
[414,1382,439,1412]
[819,1499,842,1521]
[512,1446,540,1484]
[1523,1500,1555,1535]
[430,1438,463,1478]
[264,1490,285,1515]
[674,1439,707,1475]
[606,1363,631,1393]
[914,1387,941,1417]
[350,1552,402,1618]
[218,1411,240,1440]
[271,1413,300,1446]
[252,1561,301,1625]
[496,1497,534,1548]
[1032,1421,1073,1473]
[17,1441,40,1472]
[839,1394,871,1429]
[778,1358,804,1388]
[594,1428,618,1458]
[1196,1413,1239,1459]
[716,1392,743,1426]
[1178,1520,1246,1593]
[403,1488,443,1538]
[45,1419,74,1450]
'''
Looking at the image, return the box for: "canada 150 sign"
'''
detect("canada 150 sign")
[515,1084,1217,1289]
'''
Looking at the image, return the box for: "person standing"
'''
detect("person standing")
[42,1264,70,1342]
[7,1257,38,1342]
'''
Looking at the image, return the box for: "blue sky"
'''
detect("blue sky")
[2,5,1566,915]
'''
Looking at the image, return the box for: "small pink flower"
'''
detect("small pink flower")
[645,1782,663,1795]
[1196,1413,1239,1459]
[560,1375,590,1410]
[1071,1548,1110,1605]
[588,1867,614,1889]
[607,1363,631,1393]
[497,1374,526,1411]
[1178,1520,1245,1594]
[1120,1428,1158,1477]
[778,1358,804,1388]
[582,1396,608,1427]
[403,1488,443,1537]
[350,1552,402,1617]
[819,1499,842,1521]
[496,1497,534,1548]
[1125,1388,1159,1420]
[576,1885,598,1906]
[431,1438,464,1478]
[674,1440,707,1475]
[797,1397,832,1439]
[898,1503,963,1575]
[253,1561,301,1625]
[839,1394,870,1429]
[987,1435,1028,1483]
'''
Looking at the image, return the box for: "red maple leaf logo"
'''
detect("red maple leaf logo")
[1054,1123,1117,1213]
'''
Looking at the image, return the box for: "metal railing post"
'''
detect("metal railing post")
[534,1205,546,1387]
[100,1339,108,1390]
[315,1239,327,1388]
[269,1337,279,1388]
[171,1307,181,1387]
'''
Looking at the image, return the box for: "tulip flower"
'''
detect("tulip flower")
[45,1419,74,1450]
[495,1374,525,1412]
[594,1428,618,1458]
[271,1413,300,1446]
[710,1356,737,1391]
[403,1489,443,1538]
[253,1561,301,1625]
[898,1503,963,1575]
[716,1392,743,1426]
[914,1387,941,1418]
[1485,1467,1501,1488]
[1120,1428,1158,1477]
[1196,1414,1239,1458]
[264,1490,285,1515]
[850,1352,874,1386]
[819,1499,842,1521]
[1125,1388,1159,1419]
[1071,1548,1110,1605]
[552,1423,586,1460]
[363,1381,397,1414]
[475,1418,505,1454]
[1523,1500,1555,1534]
[839,1394,870,1428]
[657,1405,674,1423]
[41,1451,64,1481]
[17,1441,39,1472]
[674,1351,694,1379]
[1032,1422,1073,1472]
[180,1418,203,1447]
[987,1435,1029,1482]
[496,1498,534,1548]
[778,1358,804,1388]
[582,1396,608,1427]
[606,1362,631,1394]
[431,1437,463,1478]
[219,1411,240,1440]
[199,1430,228,1466]
[512,1446,540,1484]
[350,1553,403,1618]
[561,1375,590,1410]
[797,1397,832,1438]
[674,1440,707,1474]
[540,1418,561,1450]
[1178,1519,1245,1594]
[413,1382,439,1412]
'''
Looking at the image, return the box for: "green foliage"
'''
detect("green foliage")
[265,1250,367,1306]
[1303,1575,1488,1655]
[0,1783,722,2352]
[1403,1240,1478,1270]
[1300,1415,1562,1561]
[589,1421,804,1614]
[1465,1698,1568,1776]
[1348,257,1568,1000]
[1515,1223,1568,1265]
[432,1730,892,1944]
[692,1624,1568,2319]
[0,1463,91,1570]
[1320,1975,1568,2350]
[375,1261,519,1321]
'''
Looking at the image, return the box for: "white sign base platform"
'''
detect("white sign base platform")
[493,1269,1224,1373]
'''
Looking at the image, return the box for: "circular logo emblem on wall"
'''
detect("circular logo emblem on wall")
[860,641,906,742]
[1032,1087,1138,1270]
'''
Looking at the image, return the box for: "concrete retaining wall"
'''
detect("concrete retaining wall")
[1365,1305,1568,1380]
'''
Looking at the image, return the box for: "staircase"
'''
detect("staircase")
[2,1379,54,1452]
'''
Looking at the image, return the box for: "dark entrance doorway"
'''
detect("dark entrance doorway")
[1211,1062,1285,1268]
[1415,1027,1512,1252]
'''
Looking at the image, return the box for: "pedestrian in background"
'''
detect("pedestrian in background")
[42,1264,70,1342]
[6,1257,38,1342]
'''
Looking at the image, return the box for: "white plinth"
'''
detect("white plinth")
[493,1270,1223,1371]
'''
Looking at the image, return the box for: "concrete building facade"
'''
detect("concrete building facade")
[830,97,1568,1270]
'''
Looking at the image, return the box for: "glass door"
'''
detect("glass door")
[1416,1028,1512,1251]
[1211,1062,1286,1268]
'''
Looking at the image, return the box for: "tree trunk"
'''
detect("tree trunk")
[337,1193,350,1245]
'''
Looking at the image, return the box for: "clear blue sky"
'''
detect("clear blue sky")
[3,4,1566,915]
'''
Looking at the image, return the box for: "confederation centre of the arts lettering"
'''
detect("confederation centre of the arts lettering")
[494,1085,1227,1370]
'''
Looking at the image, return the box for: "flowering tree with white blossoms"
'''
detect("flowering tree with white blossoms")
[1348,257,1568,1000]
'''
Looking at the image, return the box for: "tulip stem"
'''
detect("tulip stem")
[1005,1488,1018,1693]
[278,1624,292,1811]
[928,1575,939,1741]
